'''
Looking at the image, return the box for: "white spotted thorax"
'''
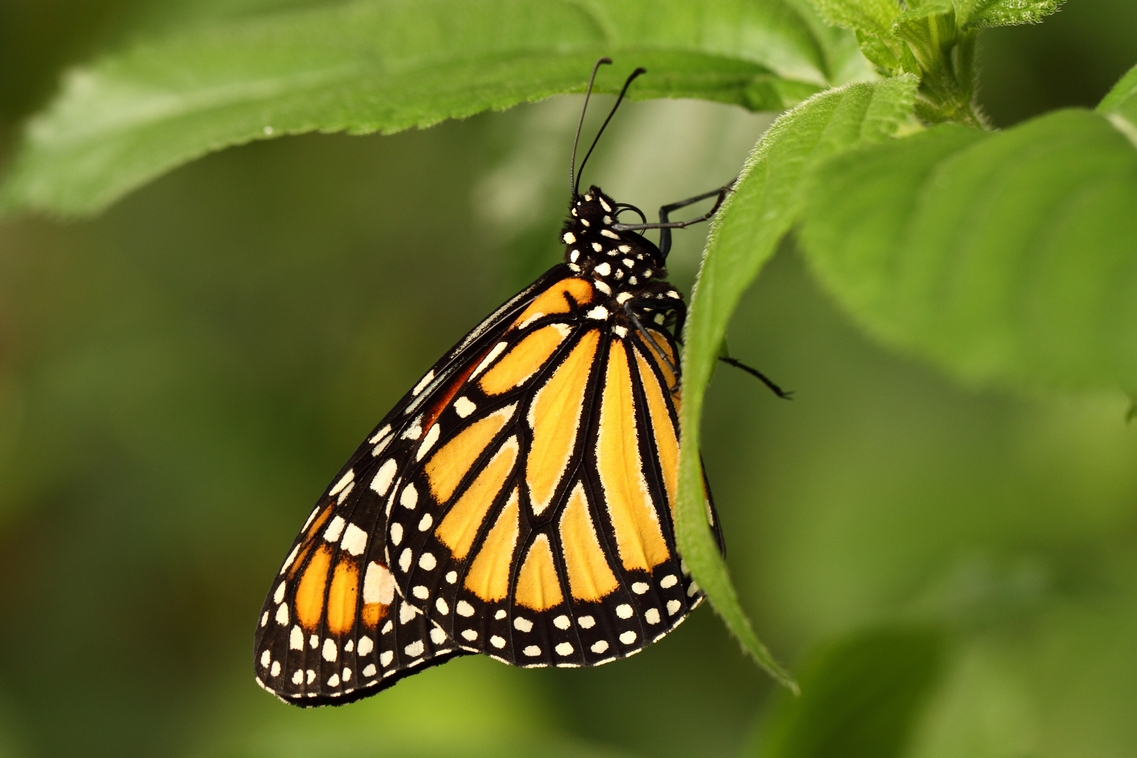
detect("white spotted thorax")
[561,185,680,313]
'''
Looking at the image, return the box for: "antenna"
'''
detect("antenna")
[574,66,646,196]
[570,58,612,197]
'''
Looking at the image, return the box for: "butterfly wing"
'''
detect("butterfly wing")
[254,267,568,703]
[380,273,721,667]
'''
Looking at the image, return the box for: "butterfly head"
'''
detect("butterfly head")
[561,185,665,293]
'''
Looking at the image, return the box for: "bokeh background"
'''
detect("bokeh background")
[3,1,1137,756]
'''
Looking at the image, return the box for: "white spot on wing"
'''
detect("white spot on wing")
[578,615,595,629]
[645,608,661,624]
[390,522,403,545]
[616,603,633,619]
[400,483,418,509]
[457,600,475,617]
[371,459,398,496]
[462,629,478,641]
[363,562,395,605]
[667,599,682,615]
[368,424,392,444]
[405,640,424,657]
[329,470,355,497]
[454,397,476,418]
[418,513,433,531]
[435,597,449,615]
[514,617,534,633]
[632,582,649,595]
[400,602,419,623]
[380,651,394,666]
[620,630,637,644]
[322,638,337,662]
[490,635,506,649]
[273,582,286,604]
[418,553,437,570]
[523,645,541,657]
[341,523,367,556]
[416,424,441,461]
[660,574,677,588]
[358,637,374,655]
[412,370,435,396]
[323,516,346,542]
[430,627,447,644]
[591,640,609,654]
[275,604,288,625]
[586,306,608,320]
[553,615,570,630]
[555,642,574,655]
[290,626,303,650]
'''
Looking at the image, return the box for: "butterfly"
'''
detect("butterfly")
[254,59,751,706]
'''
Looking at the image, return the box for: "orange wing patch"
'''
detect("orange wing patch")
[326,557,360,635]
[436,437,519,560]
[514,534,564,610]
[558,483,618,601]
[424,403,517,503]
[596,340,670,572]
[479,324,571,395]
[295,544,333,631]
[526,330,599,516]
[465,488,520,602]
[511,278,593,329]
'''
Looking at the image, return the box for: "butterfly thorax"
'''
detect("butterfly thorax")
[560,185,668,300]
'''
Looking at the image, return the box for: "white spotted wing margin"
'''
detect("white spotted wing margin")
[253,478,467,706]
[381,290,725,671]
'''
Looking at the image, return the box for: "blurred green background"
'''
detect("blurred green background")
[3,1,1137,756]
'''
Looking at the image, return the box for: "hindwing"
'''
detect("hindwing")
[376,271,721,668]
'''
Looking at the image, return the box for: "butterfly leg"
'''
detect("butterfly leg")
[657,180,736,257]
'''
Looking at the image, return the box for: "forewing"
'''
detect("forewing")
[254,266,571,703]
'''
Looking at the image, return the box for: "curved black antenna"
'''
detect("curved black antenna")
[574,66,647,196]
[570,58,612,197]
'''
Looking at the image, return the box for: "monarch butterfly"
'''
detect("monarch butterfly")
[254,59,783,706]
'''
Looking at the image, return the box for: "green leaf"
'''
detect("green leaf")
[676,75,917,691]
[753,626,947,758]
[799,109,1137,392]
[1098,63,1137,148]
[806,0,901,38]
[954,0,1064,28]
[0,0,844,218]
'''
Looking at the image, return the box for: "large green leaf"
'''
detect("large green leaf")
[0,0,852,218]
[676,75,917,691]
[753,626,947,758]
[799,107,1137,392]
